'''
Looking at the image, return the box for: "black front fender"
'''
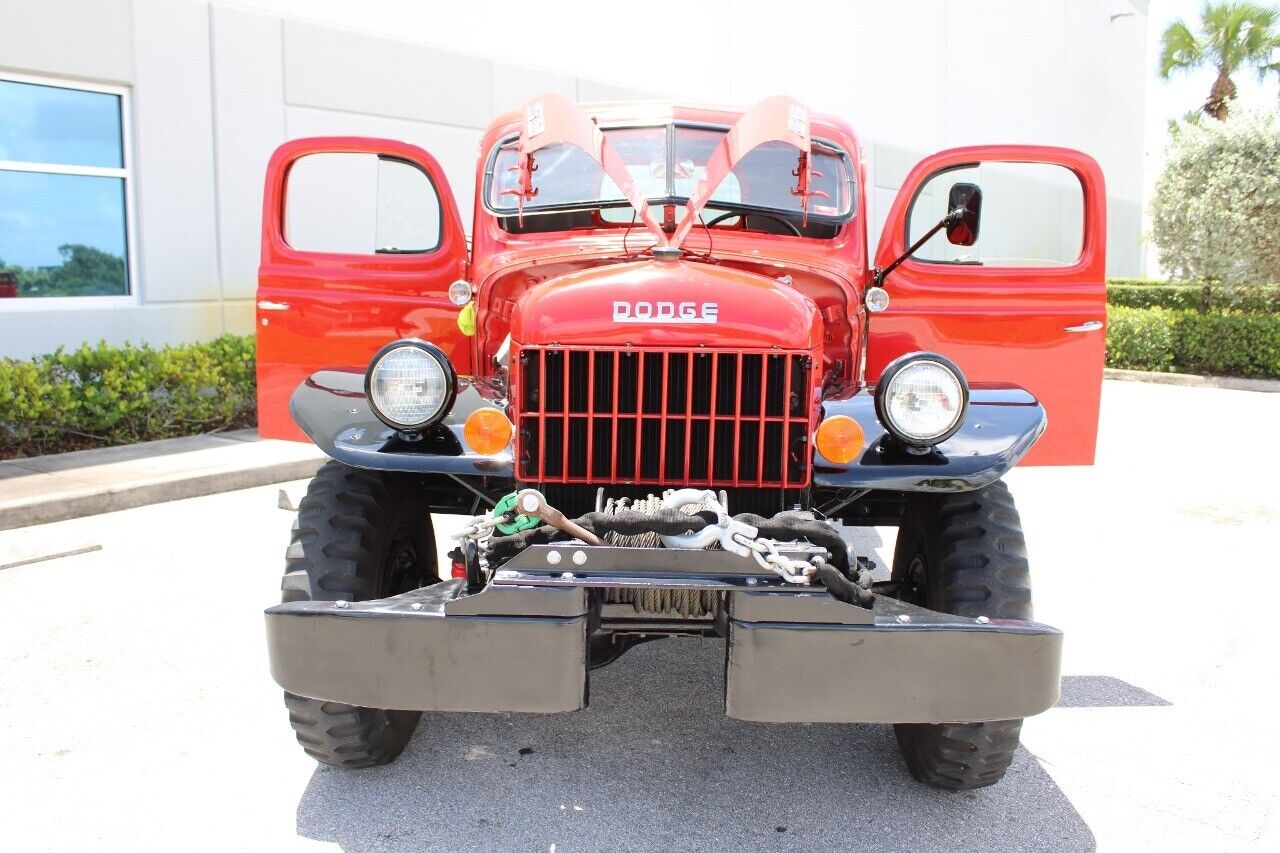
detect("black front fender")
[813,387,1046,492]
[289,370,514,476]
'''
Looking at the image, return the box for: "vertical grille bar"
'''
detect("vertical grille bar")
[561,348,570,479]
[585,349,595,479]
[658,351,669,485]
[538,348,546,479]
[683,351,695,482]
[781,351,793,489]
[611,350,620,482]
[756,353,769,487]
[635,351,646,480]
[707,352,720,481]
[732,354,744,487]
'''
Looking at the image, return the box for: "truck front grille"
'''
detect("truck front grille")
[515,346,813,488]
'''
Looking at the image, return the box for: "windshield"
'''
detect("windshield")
[485,124,855,222]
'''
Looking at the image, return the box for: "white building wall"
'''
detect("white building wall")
[209,3,287,333]
[0,0,1148,359]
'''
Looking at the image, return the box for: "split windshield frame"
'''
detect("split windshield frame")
[481,120,858,226]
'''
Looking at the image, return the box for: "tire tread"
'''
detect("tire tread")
[278,461,428,768]
[891,480,1032,790]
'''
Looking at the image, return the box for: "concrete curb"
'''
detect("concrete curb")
[0,431,326,532]
[1104,368,1280,393]
[0,459,325,532]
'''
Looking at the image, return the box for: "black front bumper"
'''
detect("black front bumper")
[266,547,1061,723]
[291,369,1045,494]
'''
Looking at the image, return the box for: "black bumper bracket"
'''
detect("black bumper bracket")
[265,579,587,712]
[724,590,1062,723]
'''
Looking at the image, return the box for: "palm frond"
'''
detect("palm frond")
[1202,2,1279,73]
[1160,20,1205,77]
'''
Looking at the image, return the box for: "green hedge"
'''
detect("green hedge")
[1107,282,1280,313]
[0,335,255,459]
[1106,306,1280,378]
[1105,306,1177,372]
[1172,311,1280,377]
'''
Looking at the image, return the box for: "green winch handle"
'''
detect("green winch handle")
[493,491,540,535]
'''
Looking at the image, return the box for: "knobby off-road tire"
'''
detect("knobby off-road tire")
[890,480,1032,790]
[279,460,438,768]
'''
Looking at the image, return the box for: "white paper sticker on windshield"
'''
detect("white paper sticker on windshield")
[787,104,807,137]
[526,102,545,137]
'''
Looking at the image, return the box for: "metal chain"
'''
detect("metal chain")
[451,513,508,547]
[730,532,819,585]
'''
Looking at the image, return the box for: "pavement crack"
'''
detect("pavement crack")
[0,544,102,570]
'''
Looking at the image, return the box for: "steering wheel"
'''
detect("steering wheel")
[705,210,803,237]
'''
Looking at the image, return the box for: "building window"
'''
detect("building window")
[0,75,132,301]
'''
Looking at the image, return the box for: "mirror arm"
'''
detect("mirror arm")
[874,207,964,288]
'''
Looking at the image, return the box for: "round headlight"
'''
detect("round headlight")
[365,340,456,430]
[875,353,968,446]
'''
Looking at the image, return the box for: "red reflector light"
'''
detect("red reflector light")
[450,559,467,579]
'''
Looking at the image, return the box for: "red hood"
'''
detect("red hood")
[509,259,823,350]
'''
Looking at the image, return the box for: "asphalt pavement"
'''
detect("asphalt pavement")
[1,380,1277,851]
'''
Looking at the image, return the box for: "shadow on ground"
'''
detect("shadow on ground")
[296,637,1094,852]
[1056,675,1171,708]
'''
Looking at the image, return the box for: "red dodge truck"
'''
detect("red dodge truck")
[258,94,1105,789]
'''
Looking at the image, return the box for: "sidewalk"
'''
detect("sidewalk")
[0,430,324,532]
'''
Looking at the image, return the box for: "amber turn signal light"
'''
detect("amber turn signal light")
[815,415,864,464]
[463,408,513,455]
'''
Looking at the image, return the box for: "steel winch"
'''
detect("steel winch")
[451,487,875,612]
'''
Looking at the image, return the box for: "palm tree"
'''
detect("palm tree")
[1159,2,1280,120]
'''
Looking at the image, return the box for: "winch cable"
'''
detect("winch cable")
[484,507,722,564]
[601,493,715,548]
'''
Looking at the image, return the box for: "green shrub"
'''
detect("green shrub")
[1106,276,1280,377]
[1149,111,1280,286]
[0,335,255,458]
[1106,307,1280,378]
[1172,313,1280,378]
[1107,282,1280,313]
[1106,306,1176,372]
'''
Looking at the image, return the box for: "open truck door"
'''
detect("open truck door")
[869,146,1106,466]
[256,137,469,441]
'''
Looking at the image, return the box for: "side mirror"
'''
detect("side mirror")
[945,182,982,246]
[875,180,983,287]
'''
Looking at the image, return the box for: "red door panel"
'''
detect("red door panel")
[256,137,469,441]
[869,146,1106,466]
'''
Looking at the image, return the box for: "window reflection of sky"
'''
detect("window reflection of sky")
[0,80,122,167]
[0,79,128,284]
[0,172,127,268]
